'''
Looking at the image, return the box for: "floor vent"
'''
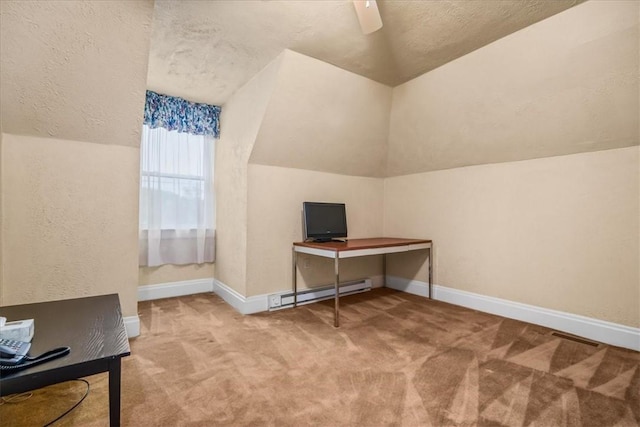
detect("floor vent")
[551,331,600,347]
[269,279,372,311]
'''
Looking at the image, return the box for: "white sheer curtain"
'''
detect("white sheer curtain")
[139,125,215,266]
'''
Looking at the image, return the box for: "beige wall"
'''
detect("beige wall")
[387,0,639,176]
[0,1,153,317]
[138,264,215,286]
[215,54,283,295]
[237,50,393,296]
[250,50,392,178]
[246,164,384,296]
[384,147,639,327]
[2,135,141,317]
[0,133,3,304]
[382,0,639,329]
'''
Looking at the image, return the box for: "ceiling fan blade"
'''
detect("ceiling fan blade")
[353,0,383,35]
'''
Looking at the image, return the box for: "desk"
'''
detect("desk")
[292,238,432,327]
[0,294,130,426]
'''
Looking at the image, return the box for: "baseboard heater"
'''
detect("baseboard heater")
[269,279,372,311]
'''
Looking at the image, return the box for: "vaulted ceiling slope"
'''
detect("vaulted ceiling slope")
[249,50,391,178]
[147,0,582,106]
[0,0,153,147]
[240,1,638,177]
[387,0,639,175]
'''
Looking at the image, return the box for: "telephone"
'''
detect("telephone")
[0,338,31,365]
[0,316,71,372]
[0,338,70,373]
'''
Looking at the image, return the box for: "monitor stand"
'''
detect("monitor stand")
[312,238,346,243]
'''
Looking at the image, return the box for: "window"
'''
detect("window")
[139,91,220,267]
[140,127,213,231]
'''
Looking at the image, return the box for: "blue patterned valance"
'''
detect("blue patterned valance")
[143,90,221,137]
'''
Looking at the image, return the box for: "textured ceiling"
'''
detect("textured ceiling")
[147,0,581,106]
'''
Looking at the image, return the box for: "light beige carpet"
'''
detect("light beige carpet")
[2,288,639,426]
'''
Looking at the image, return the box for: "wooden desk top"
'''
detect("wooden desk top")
[294,237,431,252]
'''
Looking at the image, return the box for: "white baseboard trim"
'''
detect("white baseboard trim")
[385,276,640,351]
[138,278,214,302]
[370,275,385,288]
[386,275,430,297]
[123,315,140,338]
[213,279,269,315]
[213,278,374,314]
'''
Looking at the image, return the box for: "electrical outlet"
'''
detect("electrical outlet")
[269,295,281,308]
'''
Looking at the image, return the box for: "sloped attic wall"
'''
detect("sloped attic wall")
[222,2,638,320]
[246,51,392,297]
[216,50,392,297]
[249,50,391,178]
[387,0,638,176]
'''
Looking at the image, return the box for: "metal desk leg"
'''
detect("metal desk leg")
[428,244,433,299]
[108,357,122,427]
[292,247,297,307]
[382,253,387,287]
[334,253,340,327]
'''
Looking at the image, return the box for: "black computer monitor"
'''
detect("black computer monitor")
[302,202,347,242]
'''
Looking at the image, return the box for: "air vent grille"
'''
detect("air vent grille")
[551,331,600,347]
